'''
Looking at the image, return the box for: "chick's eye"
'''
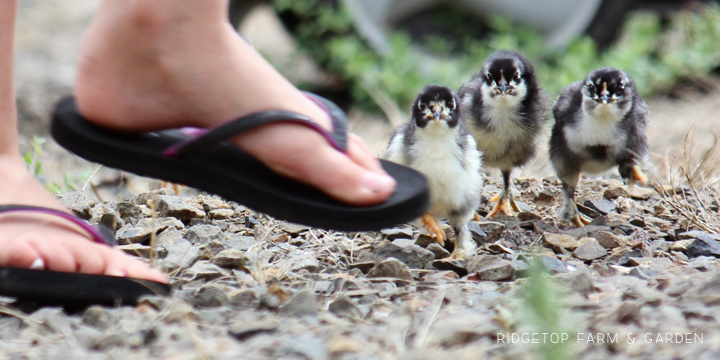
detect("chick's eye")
[485,73,492,81]
[514,71,521,81]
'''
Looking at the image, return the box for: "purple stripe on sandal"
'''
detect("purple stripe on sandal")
[0,206,109,245]
[161,116,344,158]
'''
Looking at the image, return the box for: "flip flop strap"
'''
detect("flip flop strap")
[0,205,113,246]
[161,93,348,159]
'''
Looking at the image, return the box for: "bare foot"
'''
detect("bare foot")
[75,1,395,206]
[0,156,167,283]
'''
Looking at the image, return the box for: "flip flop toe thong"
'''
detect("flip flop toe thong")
[51,94,430,231]
[0,205,170,309]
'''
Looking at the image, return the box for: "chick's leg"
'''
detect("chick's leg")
[488,170,520,217]
[421,214,445,246]
[560,177,591,227]
[450,221,476,260]
[628,165,647,188]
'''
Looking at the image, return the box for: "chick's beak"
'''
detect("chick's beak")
[498,81,508,95]
[431,105,442,120]
[600,82,609,105]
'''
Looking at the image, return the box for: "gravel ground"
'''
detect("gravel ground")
[5,2,720,359]
[4,176,720,359]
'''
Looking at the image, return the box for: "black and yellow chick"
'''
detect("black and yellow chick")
[459,50,547,218]
[383,85,482,258]
[550,67,649,227]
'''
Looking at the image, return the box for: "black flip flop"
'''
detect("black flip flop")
[0,205,170,310]
[51,94,430,231]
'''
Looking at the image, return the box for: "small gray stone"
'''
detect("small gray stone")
[651,239,669,252]
[99,208,124,231]
[467,222,488,245]
[153,195,206,221]
[539,255,570,274]
[192,285,230,308]
[209,249,246,269]
[677,230,720,241]
[669,239,694,252]
[160,238,200,271]
[57,191,91,219]
[208,209,235,219]
[604,187,628,200]
[229,320,277,341]
[224,234,255,252]
[467,255,515,281]
[592,231,626,249]
[606,247,643,266]
[82,306,116,330]
[543,233,577,251]
[432,258,468,277]
[562,225,611,239]
[686,235,720,258]
[185,224,224,245]
[478,221,505,242]
[381,226,413,240]
[573,237,607,260]
[564,271,596,297]
[414,234,436,248]
[228,289,259,308]
[367,258,413,281]
[376,240,434,269]
[183,261,229,280]
[117,200,143,225]
[583,199,617,215]
[137,188,175,206]
[279,289,318,316]
[427,243,451,259]
[623,185,654,200]
[279,222,310,236]
[329,296,363,319]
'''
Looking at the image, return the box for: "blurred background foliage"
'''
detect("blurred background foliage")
[266,0,720,115]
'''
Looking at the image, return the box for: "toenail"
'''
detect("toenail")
[361,172,396,194]
[110,270,127,277]
[30,258,45,270]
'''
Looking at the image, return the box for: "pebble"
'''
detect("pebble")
[192,285,230,308]
[209,249,247,269]
[367,258,413,281]
[381,226,414,240]
[669,239,694,252]
[153,195,206,221]
[426,243,451,259]
[477,221,506,242]
[432,259,468,277]
[584,199,617,215]
[209,209,235,219]
[375,240,435,269]
[117,200,143,225]
[279,289,319,316]
[57,191,91,219]
[686,235,720,258]
[467,222,488,245]
[278,222,310,236]
[414,234,436,248]
[592,231,627,249]
[622,185,655,200]
[185,224,224,245]
[542,233,577,252]
[328,296,363,319]
[466,255,515,281]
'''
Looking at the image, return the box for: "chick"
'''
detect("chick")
[550,67,649,227]
[383,85,482,258]
[458,50,547,217]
